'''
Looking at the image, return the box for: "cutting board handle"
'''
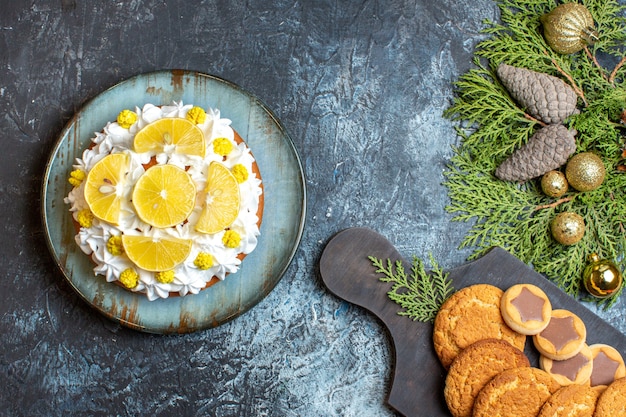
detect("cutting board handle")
[319,227,448,416]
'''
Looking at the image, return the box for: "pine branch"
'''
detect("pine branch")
[444,0,626,308]
[369,255,454,323]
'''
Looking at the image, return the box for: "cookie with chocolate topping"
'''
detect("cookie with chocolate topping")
[540,343,593,386]
[501,283,552,335]
[533,309,586,361]
[588,344,626,390]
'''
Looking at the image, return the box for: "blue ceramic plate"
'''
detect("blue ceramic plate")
[41,70,306,334]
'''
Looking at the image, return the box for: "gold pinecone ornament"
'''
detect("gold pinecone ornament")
[495,124,577,181]
[541,3,599,55]
[497,63,580,124]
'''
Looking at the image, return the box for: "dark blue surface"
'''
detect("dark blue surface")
[2,1,624,416]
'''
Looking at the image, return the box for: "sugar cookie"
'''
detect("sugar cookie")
[473,367,560,417]
[433,284,526,369]
[444,338,530,417]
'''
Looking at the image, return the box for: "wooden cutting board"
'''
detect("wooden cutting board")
[319,227,626,417]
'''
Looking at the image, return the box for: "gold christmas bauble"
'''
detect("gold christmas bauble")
[565,152,605,192]
[583,253,623,298]
[541,170,568,197]
[550,212,585,245]
[541,3,599,54]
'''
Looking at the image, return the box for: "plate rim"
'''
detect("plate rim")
[40,69,307,333]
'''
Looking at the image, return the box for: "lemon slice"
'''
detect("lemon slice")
[84,153,128,225]
[195,162,241,234]
[122,235,192,272]
[133,118,206,157]
[132,164,196,228]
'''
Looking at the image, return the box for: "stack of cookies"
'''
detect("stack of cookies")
[433,283,626,417]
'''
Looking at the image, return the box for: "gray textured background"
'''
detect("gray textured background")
[2,1,625,416]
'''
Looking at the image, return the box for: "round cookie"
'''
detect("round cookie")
[540,343,593,386]
[588,343,626,389]
[501,283,552,335]
[594,377,626,416]
[472,367,561,417]
[444,339,530,417]
[533,309,586,360]
[433,284,526,369]
[537,384,599,417]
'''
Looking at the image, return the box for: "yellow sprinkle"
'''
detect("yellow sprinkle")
[77,209,94,228]
[213,138,234,156]
[68,169,86,187]
[193,252,214,270]
[117,109,138,129]
[232,164,249,183]
[186,106,206,124]
[119,268,139,289]
[222,230,241,249]
[106,235,124,256]
[155,270,175,284]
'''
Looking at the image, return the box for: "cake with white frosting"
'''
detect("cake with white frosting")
[64,102,263,301]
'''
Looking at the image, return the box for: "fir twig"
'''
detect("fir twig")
[534,196,575,211]
[609,56,626,84]
[545,51,588,105]
[584,46,609,82]
[368,255,454,323]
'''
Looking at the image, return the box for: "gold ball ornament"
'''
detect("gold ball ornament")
[550,212,585,245]
[541,171,568,197]
[565,152,606,192]
[540,3,599,54]
[583,253,623,298]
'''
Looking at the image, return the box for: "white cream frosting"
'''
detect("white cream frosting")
[64,102,262,301]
